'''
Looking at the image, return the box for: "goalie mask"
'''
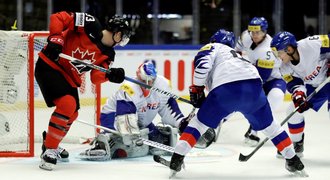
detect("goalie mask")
[136,62,157,97]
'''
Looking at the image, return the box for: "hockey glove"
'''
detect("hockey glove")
[189,85,205,108]
[292,90,311,113]
[106,68,125,83]
[43,35,64,61]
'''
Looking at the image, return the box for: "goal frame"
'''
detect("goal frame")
[0,32,101,157]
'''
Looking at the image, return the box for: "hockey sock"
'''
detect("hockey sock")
[45,95,76,149]
[65,111,78,133]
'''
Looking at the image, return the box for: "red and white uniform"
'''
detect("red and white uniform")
[39,11,115,87]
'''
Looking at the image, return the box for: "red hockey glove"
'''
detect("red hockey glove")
[106,68,125,83]
[292,90,311,113]
[189,85,205,108]
[43,35,64,61]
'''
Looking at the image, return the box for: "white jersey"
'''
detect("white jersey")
[235,30,282,82]
[101,75,184,128]
[193,42,260,90]
[280,35,330,89]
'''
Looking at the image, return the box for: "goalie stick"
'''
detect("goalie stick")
[76,119,175,152]
[239,76,330,162]
[58,53,192,105]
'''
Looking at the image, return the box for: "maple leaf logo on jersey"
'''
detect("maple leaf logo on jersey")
[71,48,96,74]
[72,48,96,62]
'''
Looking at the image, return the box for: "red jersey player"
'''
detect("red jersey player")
[35,11,132,171]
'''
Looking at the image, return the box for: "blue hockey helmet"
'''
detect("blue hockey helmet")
[270,31,297,52]
[209,29,236,48]
[248,17,268,32]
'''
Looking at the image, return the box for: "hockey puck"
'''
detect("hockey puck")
[135,139,144,146]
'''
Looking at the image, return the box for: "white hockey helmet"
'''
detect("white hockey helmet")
[136,62,157,86]
[136,62,157,97]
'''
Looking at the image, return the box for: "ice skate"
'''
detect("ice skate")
[39,149,57,171]
[293,134,304,158]
[169,153,185,178]
[285,155,308,177]
[244,126,260,147]
[41,131,69,162]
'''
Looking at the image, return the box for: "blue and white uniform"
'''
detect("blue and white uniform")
[175,42,295,158]
[236,30,286,110]
[279,34,330,141]
[100,75,184,132]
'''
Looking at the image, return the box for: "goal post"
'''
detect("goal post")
[0,31,101,157]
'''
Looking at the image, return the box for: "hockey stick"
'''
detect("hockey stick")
[76,119,175,152]
[154,155,171,167]
[58,53,192,105]
[239,76,330,162]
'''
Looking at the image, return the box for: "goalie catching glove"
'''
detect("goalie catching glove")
[189,85,205,108]
[292,90,312,113]
[106,68,125,83]
[43,35,64,61]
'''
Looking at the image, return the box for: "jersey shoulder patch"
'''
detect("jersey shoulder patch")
[282,74,293,83]
[319,35,330,48]
[120,83,135,96]
[199,44,213,51]
[257,59,275,69]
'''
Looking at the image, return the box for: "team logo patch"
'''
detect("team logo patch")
[75,13,85,27]
[120,84,135,96]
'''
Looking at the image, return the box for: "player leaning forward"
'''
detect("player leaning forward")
[271,31,330,158]
[35,11,132,170]
[168,29,305,177]
[79,62,198,160]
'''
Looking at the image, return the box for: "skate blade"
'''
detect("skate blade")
[169,170,177,179]
[39,160,54,171]
[291,169,309,177]
[57,157,70,162]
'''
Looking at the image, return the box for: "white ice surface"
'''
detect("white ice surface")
[1,101,330,180]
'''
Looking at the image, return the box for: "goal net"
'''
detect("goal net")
[0,31,101,157]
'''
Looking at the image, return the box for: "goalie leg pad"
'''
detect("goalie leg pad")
[115,113,140,145]
[79,133,112,161]
[111,128,149,158]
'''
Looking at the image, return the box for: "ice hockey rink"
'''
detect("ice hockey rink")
[1,101,330,180]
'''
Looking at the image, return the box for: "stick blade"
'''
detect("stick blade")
[238,153,250,162]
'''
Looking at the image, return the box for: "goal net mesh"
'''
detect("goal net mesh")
[0,31,100,157]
